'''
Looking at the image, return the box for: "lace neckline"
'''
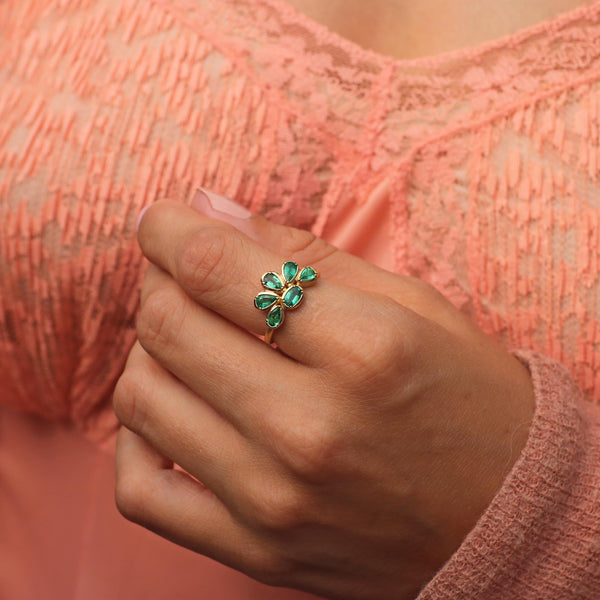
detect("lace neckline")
[153,0,600,130]
[260,0,600,69]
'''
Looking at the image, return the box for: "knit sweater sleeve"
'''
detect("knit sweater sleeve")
[416,349,600,599]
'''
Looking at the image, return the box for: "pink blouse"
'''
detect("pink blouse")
[1,0,600,597]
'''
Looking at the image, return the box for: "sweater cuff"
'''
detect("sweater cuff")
[416,349,600,599]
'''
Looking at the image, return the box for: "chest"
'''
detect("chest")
[284,0,593,60]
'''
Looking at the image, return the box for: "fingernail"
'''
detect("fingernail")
[191,188,256,237]
[136,204,152,232]
[192,188,252,218]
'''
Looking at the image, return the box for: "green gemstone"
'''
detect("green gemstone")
[283,285,303,308]
[266,305,284,328]
[282,261,299,283]
[262,272,283,290]
[299,266,317,282]
[254,292,278,310]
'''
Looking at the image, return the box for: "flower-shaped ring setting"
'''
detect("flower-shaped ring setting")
[253,261,319,345]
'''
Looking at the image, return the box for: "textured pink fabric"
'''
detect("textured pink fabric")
[1,0,600,597]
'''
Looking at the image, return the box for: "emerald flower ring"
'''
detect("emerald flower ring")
[254,260,319,344]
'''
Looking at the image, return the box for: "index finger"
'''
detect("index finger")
[136,200,382,367]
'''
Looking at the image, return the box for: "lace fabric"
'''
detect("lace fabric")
[1,0,600,444]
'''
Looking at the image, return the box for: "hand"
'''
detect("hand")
[113,198,535,599]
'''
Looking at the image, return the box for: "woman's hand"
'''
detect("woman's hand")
[113,198,535,600]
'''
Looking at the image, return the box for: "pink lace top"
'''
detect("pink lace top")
[1,0,600,597]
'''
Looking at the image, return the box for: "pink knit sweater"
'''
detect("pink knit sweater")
[1,0,600,597]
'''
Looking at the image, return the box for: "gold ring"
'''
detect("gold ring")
[253,261,319,345]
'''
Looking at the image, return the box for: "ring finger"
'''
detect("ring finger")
[136,200,378,368]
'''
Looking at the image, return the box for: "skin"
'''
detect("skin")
[285,0,595,61]
[114,200,535,599]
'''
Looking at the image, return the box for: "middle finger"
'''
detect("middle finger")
[137,263,313,435]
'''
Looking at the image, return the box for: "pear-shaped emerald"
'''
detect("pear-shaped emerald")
[254,292,278,310]
[266,305,284,328]
[283,285,303,308]
[299,266,317,282]
[282,261,299,283]
[262,272,283,291]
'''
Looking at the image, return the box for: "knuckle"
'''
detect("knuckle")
[287,229,338,268]
[371,293,417,361]
[276,418,341,483]
[114,472,149,524]
[246,480,308,532]
[405,274,437,299]
[175,228,234,297]
[112,369,149,433]
[371,321,408,371]
[136,287,186,347]
[244,549,293,588]
[334,293,414,385]
[266,495,305,532]
[401,275,452,314]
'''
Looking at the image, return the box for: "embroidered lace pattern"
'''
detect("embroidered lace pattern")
[2,0,600,442]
